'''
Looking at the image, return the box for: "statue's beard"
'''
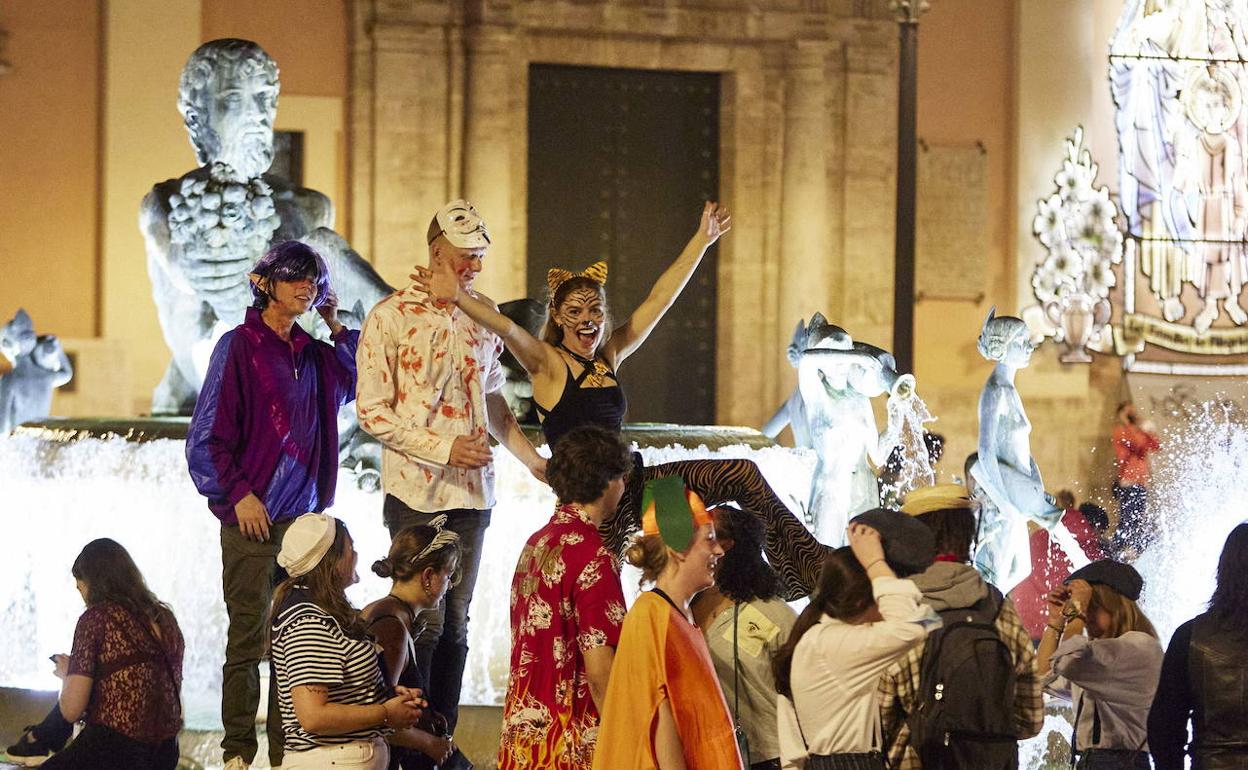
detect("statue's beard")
[214,131,273,179]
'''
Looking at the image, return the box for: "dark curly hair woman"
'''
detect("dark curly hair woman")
[691,506,797,770]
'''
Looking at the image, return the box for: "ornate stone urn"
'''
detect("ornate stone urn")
[1043,293,1111,364]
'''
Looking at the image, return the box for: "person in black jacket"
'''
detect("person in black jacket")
[1148,522,1248,770]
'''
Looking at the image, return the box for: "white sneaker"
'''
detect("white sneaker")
[223,758,250,770]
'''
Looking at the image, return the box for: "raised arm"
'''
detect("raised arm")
[411,262,558,378]
[604,202,731,365]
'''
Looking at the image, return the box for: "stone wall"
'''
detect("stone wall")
[349,0,900,425]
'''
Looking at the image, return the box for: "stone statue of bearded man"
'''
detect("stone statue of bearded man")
[141,38,389,414]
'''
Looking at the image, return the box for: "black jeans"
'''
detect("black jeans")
[27,704,74,750]
[41,723,178,770]
[382,496,490,734]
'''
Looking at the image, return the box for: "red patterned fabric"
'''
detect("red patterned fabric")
[67,602,184,743]
[498,505,627,770]
[1009,509,1107,640]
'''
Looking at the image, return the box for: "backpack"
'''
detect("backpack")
[906,586,1020,770]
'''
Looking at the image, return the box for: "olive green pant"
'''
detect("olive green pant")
[220,519,292,767]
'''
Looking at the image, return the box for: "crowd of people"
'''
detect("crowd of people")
[3,199,1245,770]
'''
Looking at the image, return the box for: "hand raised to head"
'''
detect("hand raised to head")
[847,522,886,569]
[410,258,461,304]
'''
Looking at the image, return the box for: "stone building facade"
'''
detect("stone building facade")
[349,0,900,425]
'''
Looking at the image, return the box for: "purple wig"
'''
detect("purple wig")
[250,241,331,308]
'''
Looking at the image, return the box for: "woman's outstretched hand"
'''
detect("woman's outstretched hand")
[695,201,732,247]
[410,259,461,304]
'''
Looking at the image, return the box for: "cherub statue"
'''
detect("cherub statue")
[0,309,73,433]
[141,39,390,414]
[969,309,1065,592]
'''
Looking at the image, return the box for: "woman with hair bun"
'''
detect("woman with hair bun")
[362,520,463,769]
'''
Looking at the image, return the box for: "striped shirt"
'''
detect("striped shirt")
[271,594,388,752]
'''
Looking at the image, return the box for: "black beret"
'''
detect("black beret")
[1065,559,1143,601]
[848,508,937,577]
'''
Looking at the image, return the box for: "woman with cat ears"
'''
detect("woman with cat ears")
[412,203,831,600]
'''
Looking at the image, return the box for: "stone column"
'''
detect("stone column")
[779,40,832,360]
[462,24,524,301]
[367,22,453,283]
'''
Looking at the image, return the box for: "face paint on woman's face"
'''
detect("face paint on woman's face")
[556,288,606,356]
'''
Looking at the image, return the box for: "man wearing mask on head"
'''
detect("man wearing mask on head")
[357,200,547,766]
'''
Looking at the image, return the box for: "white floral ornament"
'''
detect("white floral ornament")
[1030,127,1123,363]
[1031,127,1123,305]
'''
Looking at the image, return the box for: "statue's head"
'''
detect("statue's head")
[179,39,279,178]
[977,307,1034,366]
[847,343,897,397]
[1,309,37,359]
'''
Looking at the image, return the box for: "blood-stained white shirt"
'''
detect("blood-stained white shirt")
[356,285,506,512]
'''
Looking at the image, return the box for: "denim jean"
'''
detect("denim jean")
[220,519,292,767]
[382,495,490,735]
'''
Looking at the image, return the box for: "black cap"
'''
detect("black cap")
[848,508,937,577]
[1065,559,1143,601]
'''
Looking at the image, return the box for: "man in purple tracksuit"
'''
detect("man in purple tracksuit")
[186,241,358,770]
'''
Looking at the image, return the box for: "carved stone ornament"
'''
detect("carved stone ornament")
[890,0,930,23]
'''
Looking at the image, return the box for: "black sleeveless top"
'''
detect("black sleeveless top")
[535,357,627,448]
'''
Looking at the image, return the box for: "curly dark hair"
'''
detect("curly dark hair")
[1209,522,1248,638]
[712,506,781,603]
[547,424,633,504]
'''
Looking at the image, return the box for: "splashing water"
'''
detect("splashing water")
[879,386,938,507]
[1131,400,1248,644]
[0,431,814,729]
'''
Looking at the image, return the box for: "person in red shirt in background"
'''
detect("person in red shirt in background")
[1009,490,1107,641]
[1112,401,1161,557]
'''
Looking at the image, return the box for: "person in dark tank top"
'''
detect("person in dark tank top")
[411,202,834,600]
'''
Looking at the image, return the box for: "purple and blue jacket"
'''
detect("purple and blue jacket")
[186,307,359,525]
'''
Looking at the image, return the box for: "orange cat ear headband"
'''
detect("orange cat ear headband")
[546,261,608,295]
